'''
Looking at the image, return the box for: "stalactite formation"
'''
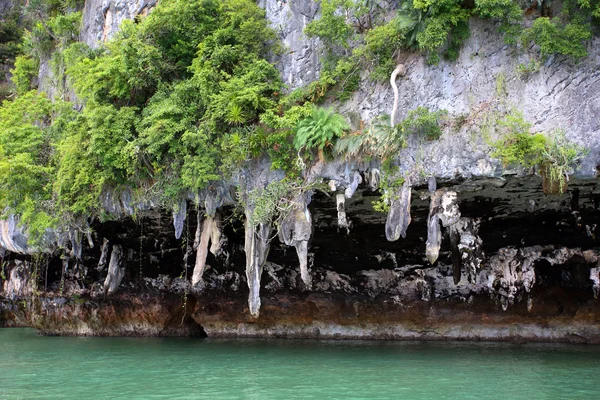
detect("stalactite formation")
[279,194,313,288]
[192,212,224,286]
[390,64,406,127]
[385,179,412,241]
[103,245,124,297]
[97,238,110,271]
[336,193,351,234]
[245,218,272,317]
[425,189,461,265]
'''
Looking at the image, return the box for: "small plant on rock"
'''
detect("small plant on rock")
[402,107,448,141]
[492,113,587,194]
[294,106,349,161]
[334,114,406,159]
[540,130,587,194]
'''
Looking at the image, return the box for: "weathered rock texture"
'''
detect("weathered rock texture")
[258,0,322,89]
[2,176,600,341]
[81,0,158,47]
[259,1,600,176]
[2,0,600,341]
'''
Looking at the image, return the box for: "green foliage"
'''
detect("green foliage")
[475,0,523,44]
[221,126,297,175]
[203,58,282,126]
[0,91,57,238]
[334,114,406,159]
[0,4,23,65]
[541,129,587,193]
[372,159,405,213]
[492,113,586,193]
[305,0,354,48]
[294,106,349,151]
[11,55,39,95]
[491,114,546,167]
[578,0,600,17]
[141,0,219,76]
[68,21,163,107]
[246,178,297,226]
[359,13,417,80]
[335,107,445,160]
[516,58,541,78]
[47,11,81,45]
[411,0,471,63]
[53,102,140,217]
[401,106,448,140]
[522,17,592,59]
[23,1,82,59]
[245,177,321,226]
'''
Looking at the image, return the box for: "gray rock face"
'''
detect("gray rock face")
[0,216,31,254]
[81,0,158,48]
[260,0,599,177]
[2,260,34,300]
[258,0,322,90]
[339,20,600,178]
[0,0,12,14]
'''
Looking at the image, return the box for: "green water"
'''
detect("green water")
[1,329,599,400]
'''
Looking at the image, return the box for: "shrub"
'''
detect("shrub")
[401,107,448,140]
[334,114,406,159]
[294,106,349,151]
[521,17,592,59]
[492,113,587,194]
[11,55,39,95]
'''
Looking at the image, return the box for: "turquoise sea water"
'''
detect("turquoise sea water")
[1,328,599,400]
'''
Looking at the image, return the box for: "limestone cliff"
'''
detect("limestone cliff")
[1,0,600,341]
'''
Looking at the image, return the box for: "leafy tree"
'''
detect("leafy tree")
[522,17,592,59]
[0,91,56,237]
[11,55,39,95]
[0,3,23,65]
[305,0,354,48]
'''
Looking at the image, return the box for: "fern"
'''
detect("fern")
[293,106,349,151]
[334,132,364,158]
[334,114,406,159]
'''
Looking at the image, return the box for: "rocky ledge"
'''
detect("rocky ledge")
[2,175,600,342]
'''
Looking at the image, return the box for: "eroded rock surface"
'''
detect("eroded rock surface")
[2,0,600,341]
[81,0,158,47]
[1,176,599,341]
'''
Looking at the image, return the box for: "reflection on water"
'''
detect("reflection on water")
[1,328,599,399]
